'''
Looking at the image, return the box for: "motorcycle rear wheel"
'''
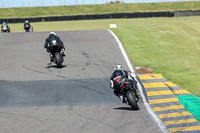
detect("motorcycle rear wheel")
[55,52,62,68]
[126,90,139,110]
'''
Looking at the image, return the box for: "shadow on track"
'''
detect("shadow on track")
[113,106,140,111]
[45,64,67,69]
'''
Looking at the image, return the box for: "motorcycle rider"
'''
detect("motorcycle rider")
[1,22,10,32]
[44,32,65,62]
[110,65,138,103]
[24,20,32,32]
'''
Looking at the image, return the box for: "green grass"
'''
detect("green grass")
[112,17,200,97]
[9,16,200,97]
[0,1,200,18]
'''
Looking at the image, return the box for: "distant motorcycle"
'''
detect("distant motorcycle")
[49,40,64,68]
[120,77,140,110]
[24,26,33,32]
[1,25,10,33]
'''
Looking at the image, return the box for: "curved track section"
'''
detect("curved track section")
[0,30,163,133]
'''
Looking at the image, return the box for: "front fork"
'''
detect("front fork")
[130,89,140,102]
[135,89,140,102]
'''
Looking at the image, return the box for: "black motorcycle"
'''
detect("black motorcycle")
[24,26,33,32]
[50,40,64,68]
[1,25,10,33]
[120,78,140,110]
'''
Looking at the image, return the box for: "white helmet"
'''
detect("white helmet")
[114,65,123,71]
[25,20,28,23]
[50,32,56,36]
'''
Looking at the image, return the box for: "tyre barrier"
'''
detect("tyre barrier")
[1,10,200,24]
[0,11,174,24]
[0,10,199,24]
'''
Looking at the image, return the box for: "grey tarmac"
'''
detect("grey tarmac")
[0,30,163,133]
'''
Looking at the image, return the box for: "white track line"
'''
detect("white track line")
[107,29,169,133]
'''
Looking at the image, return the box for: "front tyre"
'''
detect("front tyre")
[126,90,139,110]
[55,52,62,68]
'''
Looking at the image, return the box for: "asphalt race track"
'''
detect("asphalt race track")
[0,30,163,133]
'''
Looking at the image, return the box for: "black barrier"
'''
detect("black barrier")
[0,11,175,24]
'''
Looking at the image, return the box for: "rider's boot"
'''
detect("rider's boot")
[60,49,66,57]
[119,95,126,104]
[49,53,53,62]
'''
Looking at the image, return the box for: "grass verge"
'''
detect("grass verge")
[7,16,200,97]
[0,1,200,18]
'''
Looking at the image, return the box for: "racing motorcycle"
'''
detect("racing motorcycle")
[120,77,140,110]
[49,40,64,68]
[24,26,33,32]
[1,25,10,33]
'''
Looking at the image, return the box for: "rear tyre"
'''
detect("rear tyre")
[55,52,62,68]
[126,90,139,110]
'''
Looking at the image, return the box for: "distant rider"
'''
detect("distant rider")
[24,20,32,32]
[1,22,10,32]
[110,65,138,103]
[44,32,65,62]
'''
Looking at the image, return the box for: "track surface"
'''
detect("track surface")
[0,30,163,133]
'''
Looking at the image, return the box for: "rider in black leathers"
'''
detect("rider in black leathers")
[1,22,10,33]
[110,65,138,103]
[44,32,65,62]
[24,20,32,32]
